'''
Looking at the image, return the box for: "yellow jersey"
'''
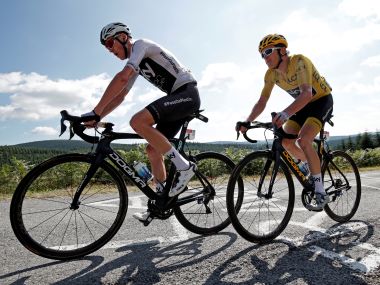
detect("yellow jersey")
[261,54,332,102]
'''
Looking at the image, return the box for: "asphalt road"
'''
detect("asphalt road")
[1,170,379,285]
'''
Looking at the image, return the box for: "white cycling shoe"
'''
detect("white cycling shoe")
[306,192,330,211]
[133,211,151,222]
[169,162,197,197]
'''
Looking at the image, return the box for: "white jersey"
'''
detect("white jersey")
[126,39,196,94]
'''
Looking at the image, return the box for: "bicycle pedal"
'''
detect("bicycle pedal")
[142,216,153,226]
[308,208,323,212]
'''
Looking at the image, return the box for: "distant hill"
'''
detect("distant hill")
[7,134,368,151]
[1,131,378,166]
[14,139,96,151]
[11,139,259,153]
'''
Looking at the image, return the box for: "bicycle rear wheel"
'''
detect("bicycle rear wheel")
[227,151,295,243]
[10,153,128,260]
[174,152,241,235]
[322,150,361,222]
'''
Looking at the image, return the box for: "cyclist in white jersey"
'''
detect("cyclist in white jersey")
[82,22,200,222]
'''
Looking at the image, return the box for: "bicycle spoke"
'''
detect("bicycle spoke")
[227,151,294,243]
[11,154,127,259]
[323,151,361,222]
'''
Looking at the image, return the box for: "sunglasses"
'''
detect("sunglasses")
[261,47,281,59]
[104,37,116,49]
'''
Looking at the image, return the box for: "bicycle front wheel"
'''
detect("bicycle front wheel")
[174,152,240,235]
[10,153,128,260]
[227,151,295,243]
[322,150,361,222]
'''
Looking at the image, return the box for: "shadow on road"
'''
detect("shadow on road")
[1,220,376,284]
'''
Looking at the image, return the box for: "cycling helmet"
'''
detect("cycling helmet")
[258,34,288,53]
[100,22,131,45]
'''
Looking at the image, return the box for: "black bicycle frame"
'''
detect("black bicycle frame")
[260,130,321,198]
[70,118,208,211]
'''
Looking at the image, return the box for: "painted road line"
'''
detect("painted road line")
[361,174,380,180]
[170,216,190,242]
[280,221,378,273]
[304,211,328,228]
[308,245,370,273]
[128,195,146,209]
[86,196,147,209]
[362,184,380,190]
[87,198,120,208]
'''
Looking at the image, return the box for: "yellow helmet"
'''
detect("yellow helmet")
[258,34,288,53]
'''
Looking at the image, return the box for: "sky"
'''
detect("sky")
[1,0,380,145]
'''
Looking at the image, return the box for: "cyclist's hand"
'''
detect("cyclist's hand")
[235,121,251,133]
[81,110,100,128]
[272,111,289,127]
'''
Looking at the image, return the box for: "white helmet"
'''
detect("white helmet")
[100,22,131,45]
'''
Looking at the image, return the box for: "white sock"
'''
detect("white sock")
[165,146,190,170]
[156,181,165,192]
[311,174,325,194]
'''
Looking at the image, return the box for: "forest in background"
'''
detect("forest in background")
[1,131,379,197]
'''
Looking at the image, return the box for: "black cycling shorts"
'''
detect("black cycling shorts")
[146,82,201,138]
[288,94,333,130]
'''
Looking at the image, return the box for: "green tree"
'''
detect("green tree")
[376,131,380,148]
[339,139,346,151]
[359,132,375,149]
[347,136,354,150]
[355,133,362,150]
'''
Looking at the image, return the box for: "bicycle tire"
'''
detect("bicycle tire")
[10,153,128,260]
[174,152,241,235]
[322,150,361,222]
[226,151,295,243]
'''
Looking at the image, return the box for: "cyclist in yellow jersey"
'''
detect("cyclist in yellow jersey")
[237,34,333,210]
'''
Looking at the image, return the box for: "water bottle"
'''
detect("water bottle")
[297,161,310,177]
[133,161,153,182]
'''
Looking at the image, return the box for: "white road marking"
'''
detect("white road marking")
[304,211,328,227]
[362,184,380,190]
[169,216,190,242]
[87,198,120,208]
[360,174,380,180]
[86,195,147,209]
[282,221,380,273]
[308,245,370,273]
[128,195,146,209]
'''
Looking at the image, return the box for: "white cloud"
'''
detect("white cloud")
[194,62,294,142]
[137,88,164,103]
[361,55,380,67]
[338,0,380,20]
[340,75,380,94]
[31,126,58,136]
[0,72,111,121]
[271,7,380,59]
[198,62,243,92]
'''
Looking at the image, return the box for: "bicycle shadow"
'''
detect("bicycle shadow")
[0,232,238,285]
[203,220,374,285]
[1,221,374,284]
[56,231,237,285]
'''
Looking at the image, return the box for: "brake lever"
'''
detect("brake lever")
[59,118,67,137]
[236,131,240,140]
[69,122,75,140]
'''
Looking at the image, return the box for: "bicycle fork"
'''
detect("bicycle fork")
[257,151,279,199]
[70,154,104,210]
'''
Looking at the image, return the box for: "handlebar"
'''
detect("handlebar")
[60,110,110,144]
[236,111,334,144]
[236,120,273,144]
[60,109,209,144]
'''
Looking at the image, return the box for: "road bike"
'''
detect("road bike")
[226,114,361,243]
[10,110,240,260]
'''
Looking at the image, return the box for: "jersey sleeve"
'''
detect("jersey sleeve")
[126,40,149,72]
[295,55,313,87]
[260,69,275,98]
